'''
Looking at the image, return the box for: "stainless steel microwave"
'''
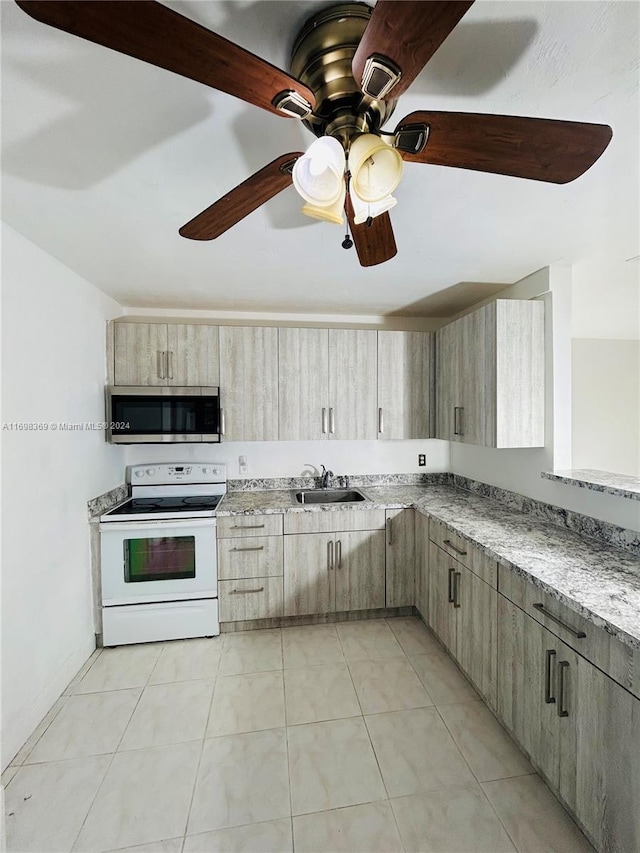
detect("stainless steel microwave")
[106,386,221,444]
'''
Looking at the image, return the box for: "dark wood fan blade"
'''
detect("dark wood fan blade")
[353,1,474,98]
[346,197,397,267]
[180,153,303,240]
[15,1,315,117]
[395,111,613,183]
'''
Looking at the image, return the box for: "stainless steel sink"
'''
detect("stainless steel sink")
[294,489,368,505]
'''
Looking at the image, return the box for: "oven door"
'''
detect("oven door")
[100,518,217,606]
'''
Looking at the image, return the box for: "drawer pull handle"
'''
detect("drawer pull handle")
[229,546,264,552]
[544,649,557,703]
[533,603,586,639]
[448,567,456,603]
[229,587,264,595]
[230,524,266,530]
[453,571,461,608]
[443,539,467,557]
[557,660,570,718]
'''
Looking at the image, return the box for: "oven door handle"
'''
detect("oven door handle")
[100,519,215,532]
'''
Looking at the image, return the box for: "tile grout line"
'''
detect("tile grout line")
[68,641,166,850]
[280,629,296,853]
[182,635,225,846]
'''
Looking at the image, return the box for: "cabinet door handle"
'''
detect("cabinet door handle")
[544,649,557,704]
[220,408,226,436]
[453,406,459,435]
[557,660,570,717]
[167,350,174,379]
[327,539,334,571]
[337,539,342,569]
[387,518,393,546]
[443,539,467,557]
[378,407,384,434]
[453,571,461,608]
[157,351,165,379]
[230,523,265,530]
[329,407,335,434]
[229,545,264,552]
[532,603,586,639]
[448,567,456,603]
[322,408,328,434]
[229,586,264,595]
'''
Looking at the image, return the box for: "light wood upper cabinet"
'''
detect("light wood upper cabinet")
[219,326,278,441]
[278,328,377,441]
[377,331,433,439]
[278,328,329,441]
[436,299,544,447]
[114,323,168,386]
[385,508,415,608]
[328,329,378,440]
[166,324,219,386]
[113,322,219,386]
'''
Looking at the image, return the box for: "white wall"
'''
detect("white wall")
[572,339,640,476]
[450,265,640,532]
[570,254,640,477]
[124,438,450,479]
[1,223,124,770]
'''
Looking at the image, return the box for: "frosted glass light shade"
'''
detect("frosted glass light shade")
[293,136,346,205]
[349,134,403,203]
[302,181,346,225]
[349,184,397,224]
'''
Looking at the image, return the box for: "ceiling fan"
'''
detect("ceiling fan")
[16,0,613,267]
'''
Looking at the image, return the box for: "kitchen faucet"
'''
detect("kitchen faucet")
[320,465,334,489]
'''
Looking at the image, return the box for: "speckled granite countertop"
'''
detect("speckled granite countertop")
[542,468,640,501]
[218,484,640,651]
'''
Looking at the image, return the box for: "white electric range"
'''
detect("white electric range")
[99,463,226,645]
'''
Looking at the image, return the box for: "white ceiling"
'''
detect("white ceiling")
[2,1,638,316]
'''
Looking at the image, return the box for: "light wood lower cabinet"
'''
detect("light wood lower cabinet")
[218,577,283,622]
[217,514,284,622]
[427,540,497,708]
[497,594,640,853]
[574,655,640,852]
[385,508,415,607]
[284,529,385,617]
[427,540,457,652]
[414,512,429,620]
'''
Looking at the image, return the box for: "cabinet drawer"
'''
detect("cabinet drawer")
[218,536,283,580]
[498,563,640,700]
[283,509,385,535]
[219,577,283,622]
[217,514,283,538]
[429,519,497,588]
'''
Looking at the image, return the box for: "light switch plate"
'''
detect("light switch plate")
[239,455,248,474]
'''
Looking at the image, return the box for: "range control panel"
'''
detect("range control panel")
[126,463,226,485]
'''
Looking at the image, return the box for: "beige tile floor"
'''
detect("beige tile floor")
[2,617,595,853]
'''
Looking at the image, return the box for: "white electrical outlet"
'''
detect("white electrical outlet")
[238,455,248,475]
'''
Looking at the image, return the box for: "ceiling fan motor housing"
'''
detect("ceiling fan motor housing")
[289,2,398,147]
